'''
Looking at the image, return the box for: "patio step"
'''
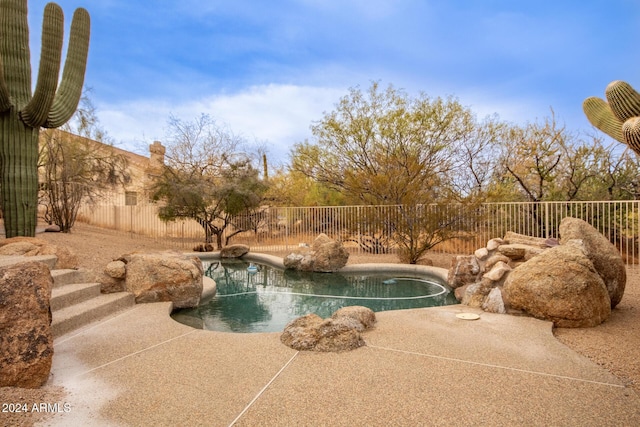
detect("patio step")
[51,268,92,287]
[50,268,135,338]
[51,291,135,338]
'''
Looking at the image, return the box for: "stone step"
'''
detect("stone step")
[51,268,91,288]
[52,292,135,338]
[50,282,102,311]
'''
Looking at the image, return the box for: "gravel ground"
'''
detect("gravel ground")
[1,223,638,425]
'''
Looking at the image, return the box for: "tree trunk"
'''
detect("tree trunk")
[0,110,39,237]
[215,232,223,250]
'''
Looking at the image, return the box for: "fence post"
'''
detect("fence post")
[544,202,549,238]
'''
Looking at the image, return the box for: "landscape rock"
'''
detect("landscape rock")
[331,306,376,331]
[284,234,349,272]
[503,242,611,328]
[99,274,126,294]
[0,262,54,388]
[559,217,626,308]
[220,244,250,258]
[483,261,511,282]
[37,245,78,269]
[192,243,213,252]
[311,233,333,251]
[44,224,61,232]
[484,254,511,272]
[105,260,126,279]
[482,287,506,314]
[281,306,374,352]
[497,243,544,261]
[474,247,489,260]
[314,318,365,352]
[486,238,504,251]
[447,255,481,289]
[503,231,552,248]
[100,260,127,293]
[123,251,203,308]
[280,314,324,351]
[0,237,78,269]
[461,278,495,308]
[0,241,40,256]
[313,240,350,272]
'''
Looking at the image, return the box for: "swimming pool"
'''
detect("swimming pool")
[172,258,457,333]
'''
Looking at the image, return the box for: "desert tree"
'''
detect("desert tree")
[38,93,130,232]
[150,114,267,248]
[291,81,482,263]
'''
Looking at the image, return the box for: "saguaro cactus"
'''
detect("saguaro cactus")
[583,80,640,155]
[0,1,90,237]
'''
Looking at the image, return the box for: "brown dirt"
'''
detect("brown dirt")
[1,223,638,425]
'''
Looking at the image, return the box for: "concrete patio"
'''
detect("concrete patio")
[45,301,640,426]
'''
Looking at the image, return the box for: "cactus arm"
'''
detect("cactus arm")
[44,8,90,129]
[19,3,63,128]
[582,96,625,143]
[0,0,31,106]
[622,117,640,154]
[604,80,640,123]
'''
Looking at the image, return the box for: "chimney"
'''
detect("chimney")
[148,141,166,175]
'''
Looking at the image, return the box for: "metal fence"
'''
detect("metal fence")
[76,200,640,264]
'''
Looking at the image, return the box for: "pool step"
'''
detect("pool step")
[51,269,135,338]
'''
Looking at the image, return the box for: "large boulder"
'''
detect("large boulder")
[281,306,375,352]
[331,306,376,331]
[0,237,78,269]
[284,234,349,273]
[559,217,626,308]
[313,238,350,272]
[121,251,204,308]
[503,241,611,328]
[0,262,54,388]
[220,244,250,258]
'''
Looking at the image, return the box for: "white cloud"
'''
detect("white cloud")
[97,84,346,164]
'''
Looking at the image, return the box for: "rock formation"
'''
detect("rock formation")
[281,306,376,352]
[559,217,626,308]
[448,218,626,328]
[220,244,250,258]
[0,237,78,269]
[103,251,204,308]
[283,234,349,272]
[503,241,611,328]
[0,262,54,388]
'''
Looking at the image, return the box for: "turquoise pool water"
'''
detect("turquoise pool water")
[171,259,457,333]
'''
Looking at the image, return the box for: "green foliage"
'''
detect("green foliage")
[264,168,347,207]
[150,114,268,248]
[0,1,90,237]
[292,81,474,206]
[290,82,482,261]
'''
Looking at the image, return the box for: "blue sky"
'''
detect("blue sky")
[28,0,640,164]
